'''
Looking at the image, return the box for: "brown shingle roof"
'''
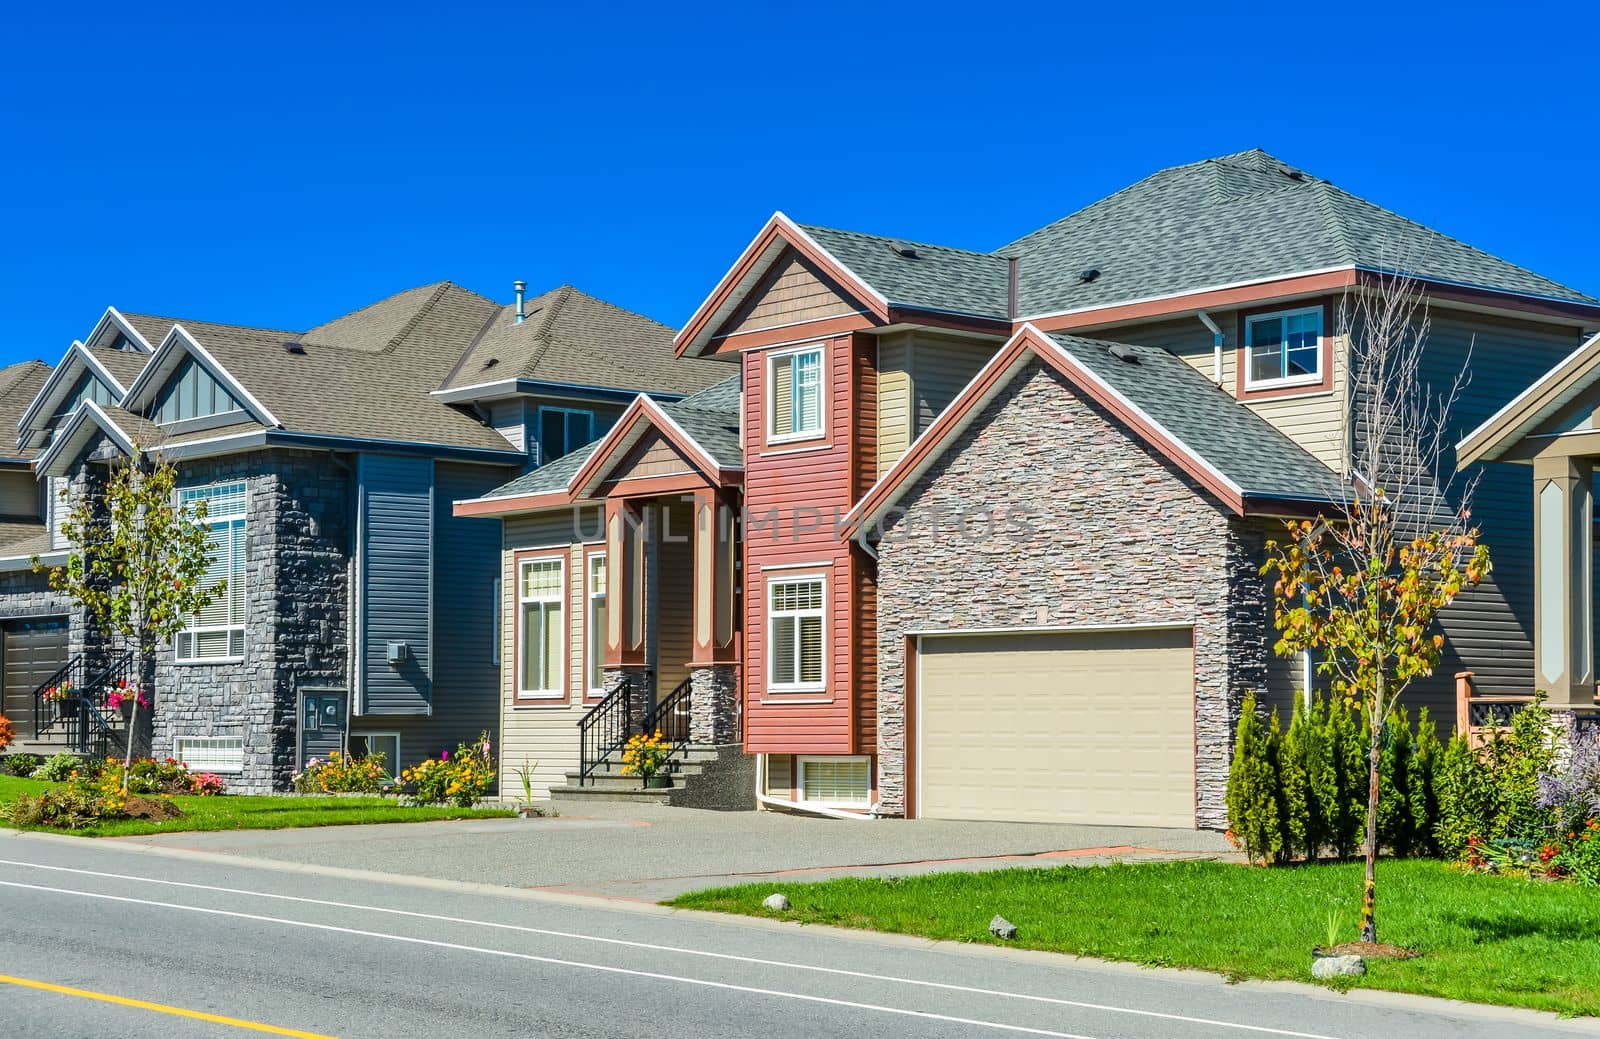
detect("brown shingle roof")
[0,361,53,459]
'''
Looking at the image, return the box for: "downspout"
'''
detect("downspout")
[754,753,879,821]
[1197,310,1224,386]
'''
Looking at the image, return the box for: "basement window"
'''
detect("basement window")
[174,736,244,774]
[1244,307,1323,389]
[798,757,870,806]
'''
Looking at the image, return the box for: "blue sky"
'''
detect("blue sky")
[2,2,1595,365]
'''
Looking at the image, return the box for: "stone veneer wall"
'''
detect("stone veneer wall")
[151,451,349,792]
[873,360,1270,828]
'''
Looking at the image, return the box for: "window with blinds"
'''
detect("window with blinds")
[175,481,247,662]
[519,557,564,697]
[768,577,825,692]
[587,553,607,696]
[767,346,824,441]
[799,757,870,805]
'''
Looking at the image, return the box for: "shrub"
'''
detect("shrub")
[1409,709,1443,858]
[620,731,671,782]
[36,752,82,783]
[293,752,387,794]
[1226,692,1283,865]
[1325,701,1367,858]
[2,753,40,777]
[0,714,12,752]
[1378,710,1415,857]
[1436,732,1496,857]
[1556,819,1600,885]
[403,731,494,808]
[1277,698,1323,861]
[1490,697,1558,840]
[124,757,199,795]
[191,772,225,796]
[7,786,104,829]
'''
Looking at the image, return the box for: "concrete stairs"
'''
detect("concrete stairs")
[549,744,755,811]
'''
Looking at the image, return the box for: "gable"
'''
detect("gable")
[150,354,246,425]
[714,248,865,340]
[48,368,118,424]
[599,430,701,488]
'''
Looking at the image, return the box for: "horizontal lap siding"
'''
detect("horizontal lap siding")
[359,454,433,715]
[743,334,858,754]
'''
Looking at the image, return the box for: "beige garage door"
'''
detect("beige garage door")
[918,627,1195,827]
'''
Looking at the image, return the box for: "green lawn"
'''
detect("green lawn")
[0,774,514,836]
[669,859,1600,1017]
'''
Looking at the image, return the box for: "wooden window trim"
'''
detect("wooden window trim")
[513,549,568,704]
[765,342,828,446]
[766,572,828,696]
[1236,300,1334,400]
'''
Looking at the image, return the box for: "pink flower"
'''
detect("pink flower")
[441,750,450,761]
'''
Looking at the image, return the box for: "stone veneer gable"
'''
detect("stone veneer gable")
[873,359,1269,827]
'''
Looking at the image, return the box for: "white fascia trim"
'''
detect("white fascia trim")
[17,340,134,437]
[125,325,282,429]
[149,430,271,461]
[1016,265,1354,324]
[0,550,66,573]
[1456,330,1600,462]
[429,378,522,402]
[642,396,742,477]
[36,400,139,476]
[677,211,887,357]
[570,395,739,499]
[83,306,156,353]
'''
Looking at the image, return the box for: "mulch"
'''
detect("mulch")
[123,796,183,821]
[1318,941,1418,959]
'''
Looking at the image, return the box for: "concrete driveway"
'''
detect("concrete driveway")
[110,802,1237,901]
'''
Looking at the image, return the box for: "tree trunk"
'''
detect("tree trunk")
[1360,708,1382,944]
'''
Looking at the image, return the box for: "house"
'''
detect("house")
[460,148,1600,828]
[0,282,727,791]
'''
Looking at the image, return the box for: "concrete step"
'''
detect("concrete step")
[548,785,675,806]
[560,772,692,793]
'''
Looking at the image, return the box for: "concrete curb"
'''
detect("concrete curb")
[2,827,1591,1033]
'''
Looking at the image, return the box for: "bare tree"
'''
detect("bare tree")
[1264,265,1491,943]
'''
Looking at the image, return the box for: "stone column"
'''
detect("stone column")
[688,664,739,746]
[602,665,655,733]
[1532,456,1594,707]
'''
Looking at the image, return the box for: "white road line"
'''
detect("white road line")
[0,857,1342,1039]
[0,878,1096,1039]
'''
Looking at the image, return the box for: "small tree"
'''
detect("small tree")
[1227,692,1283,865]
[1279,698,1321,861]
[35,449,221,791]
[1263,270,1491,943]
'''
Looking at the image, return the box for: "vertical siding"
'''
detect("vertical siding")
[358,454,433,715]
[742,334,859,754]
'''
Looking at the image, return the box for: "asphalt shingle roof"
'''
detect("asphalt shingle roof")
[1045,332,1346,504]
[796,225,1011,320]
[0,361,53,459]
[0,518,50,558]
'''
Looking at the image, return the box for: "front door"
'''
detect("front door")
[298,691,348,769]
[3,617,69,737]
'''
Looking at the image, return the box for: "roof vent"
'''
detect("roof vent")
[283,341,306,355]
[1283,167,1305,181]
[513,280,528,324]
[889,243,919,259]
[1078,268,1100,283]
[482,356,499,370]
[1108,343,1140,363]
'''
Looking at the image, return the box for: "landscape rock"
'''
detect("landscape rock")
[1310,954,1366,979]
[762,893,791,911]
[989,915,1018,940]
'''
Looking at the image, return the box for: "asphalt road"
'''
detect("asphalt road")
[0,831,1591,1039]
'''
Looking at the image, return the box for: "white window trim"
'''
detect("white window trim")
[175,480,247,665]
[765,343,827,444]
[1242,305,1324,391]
[767,573,827,694]
[517,554,566,699]
[173,736,244,774]
[586,550,607,698]
[352,731,401,777]
[536,405,595,464]
[796,755,871,807]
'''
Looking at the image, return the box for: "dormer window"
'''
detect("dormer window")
[767,344,825,443]
[109,333,137,352]
[1244,307,1323,390]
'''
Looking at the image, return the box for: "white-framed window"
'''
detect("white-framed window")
[768,576,825,692]
[798,756,871,806]
[174,736,244,774]
[767,345,825,442]
[538,406,595,465]
[1244,306,1323,389]
[586,552,608,697]
[175,481,247,662]
[518,556,565,698]
[491,576,502,666]
[350,732,400,777]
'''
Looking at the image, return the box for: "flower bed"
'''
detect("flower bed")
[402,731,494,807]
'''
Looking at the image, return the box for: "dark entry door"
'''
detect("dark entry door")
[298,691,348,769]
[3,617,69,736]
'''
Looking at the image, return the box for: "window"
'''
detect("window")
[798,757,870,805]
[174,736,244,773]
[491,576,502,666]
[587,553,608,697]
[768,577,825,692]
[350,732,400,777]
[518,557,564,697]
[767,346,824,441]
[538,407,595,465]
[1245,307,1323,389]
[175,481,247,662]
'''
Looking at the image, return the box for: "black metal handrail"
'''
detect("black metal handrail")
[642,676,693,767]
[33,650,136,755]
[576,678,632,786]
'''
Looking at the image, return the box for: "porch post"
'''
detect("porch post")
[604,498,653,725]
[1532,456,1594,707]
[688,491,739,745]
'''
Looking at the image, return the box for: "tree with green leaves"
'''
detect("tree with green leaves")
[34,449,222,791]
[1278,697,1322,861]
[1262,271,1491,943]
[1226,692,1284,865]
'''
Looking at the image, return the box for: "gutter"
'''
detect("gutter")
[429,378,688,406]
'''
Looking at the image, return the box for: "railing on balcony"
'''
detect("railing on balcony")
[1455,671,1535,749]
[32,650,136,756]
[576,677,633,786]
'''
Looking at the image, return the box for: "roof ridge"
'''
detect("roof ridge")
[381,281,455,354]
[798,222,998,262]
[519,284,575,375]
[122,313,303,337]
[558,284,678,336]
[1314,181,1357,266]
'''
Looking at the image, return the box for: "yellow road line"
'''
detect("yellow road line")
[0,973,337,1038]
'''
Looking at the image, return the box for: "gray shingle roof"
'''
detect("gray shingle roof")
[86,346,154,389]
[442,285,732,397]
[1045,332,1346,504]
[479,442,600,499]
[0,361,52,459]
[0,518,50,558]
[793,150,1593,324]
[798,225,1010,320]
